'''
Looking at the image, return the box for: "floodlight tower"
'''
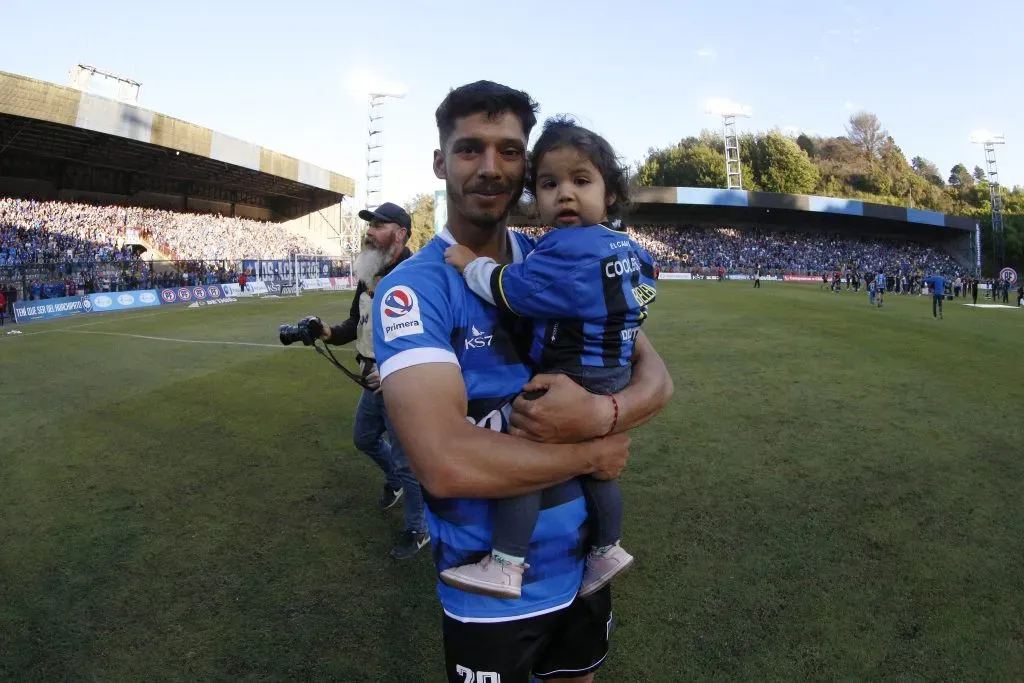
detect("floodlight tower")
[706,99,753,190]
[365,88,406,211]
[68,64,141,104]
[970,131,1007,267]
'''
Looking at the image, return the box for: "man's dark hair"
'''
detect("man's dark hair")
[435,81,539,147]
[525,115,632,219]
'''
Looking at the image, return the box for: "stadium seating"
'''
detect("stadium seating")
[511,224,964,277]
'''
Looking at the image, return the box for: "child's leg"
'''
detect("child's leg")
[490,492,542,564]
[581,476,623,550]
[578,476,634,598]
[438,492,540,599]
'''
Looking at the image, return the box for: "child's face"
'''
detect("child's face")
[534,147,610,228]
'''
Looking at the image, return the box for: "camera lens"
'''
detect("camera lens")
[279,324,301,345]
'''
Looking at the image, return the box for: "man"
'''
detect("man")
[971,276,979,305]
[373,82,673,682]
[923,272,946,319]
[319,202,429,560]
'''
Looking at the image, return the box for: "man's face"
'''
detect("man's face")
[364,221,405,254]
[433,111,527,230]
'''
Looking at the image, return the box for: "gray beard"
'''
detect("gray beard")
[354,246,391,288]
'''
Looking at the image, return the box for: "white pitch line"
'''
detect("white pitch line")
[63,329,303,348]
[59,329,358,350]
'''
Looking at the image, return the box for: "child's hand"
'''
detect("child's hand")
[444,245,475,273]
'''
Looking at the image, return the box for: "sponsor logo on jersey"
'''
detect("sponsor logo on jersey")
[464,324,494,349]
[631,283,656,306]
[620,327,641,342]
[383,288,414,317]
[380,285,423,341]
[605,255,643,278]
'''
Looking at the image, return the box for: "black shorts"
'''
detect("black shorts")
[442,586,612,682]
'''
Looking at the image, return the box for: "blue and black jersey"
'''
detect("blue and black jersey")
[463,223,656,391]
[372,228,590,623]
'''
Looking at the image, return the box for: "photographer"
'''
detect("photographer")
[320,202,429,559]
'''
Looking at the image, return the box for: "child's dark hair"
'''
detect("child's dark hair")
[435,81,539,147]
[525,116,631,218]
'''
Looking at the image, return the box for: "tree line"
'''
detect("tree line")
[633,112,1022,272]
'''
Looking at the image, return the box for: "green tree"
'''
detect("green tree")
[911,156,944,186]
[973,166,987,183]
[634,143,727,188]
[796,133,818,158]
[751,132,819,194]
[403,193,437,253]
[948,164,974,188]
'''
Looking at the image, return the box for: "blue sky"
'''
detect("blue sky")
[2,0,1022,208]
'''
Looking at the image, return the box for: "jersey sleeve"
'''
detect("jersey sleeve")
[490,237,583,319]
[373,265,460,381]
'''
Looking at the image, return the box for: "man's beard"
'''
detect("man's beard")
[354,244,391,288]
[449,178,523,230]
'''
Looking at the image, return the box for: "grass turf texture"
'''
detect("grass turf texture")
[1,284,1022,681]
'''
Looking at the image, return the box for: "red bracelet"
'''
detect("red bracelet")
[605,393,619,436]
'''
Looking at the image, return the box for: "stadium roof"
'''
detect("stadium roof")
[629,187,978,233]
[513,186,978,236]
[0,71,355,220]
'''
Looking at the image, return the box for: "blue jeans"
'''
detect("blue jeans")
[353,388,427,534]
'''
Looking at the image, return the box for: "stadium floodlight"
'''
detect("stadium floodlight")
[970,130,1008,269]
[968,129,1005,145]
[705,98,753,189]
[705,97,753,119]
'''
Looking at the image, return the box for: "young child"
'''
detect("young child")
[442,117,657,600]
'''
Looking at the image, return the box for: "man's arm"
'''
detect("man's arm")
[509,331,673,443]
[381,363,631,499]
[322,282,364,345]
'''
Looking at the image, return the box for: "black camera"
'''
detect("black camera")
[279,315,325,346]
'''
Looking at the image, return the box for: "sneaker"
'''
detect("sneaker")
[579,544,635,598]
[378,485,403,510]
[440,555,527,599]
[389,530,430,560]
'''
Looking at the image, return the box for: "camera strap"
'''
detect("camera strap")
[312,340,374,391]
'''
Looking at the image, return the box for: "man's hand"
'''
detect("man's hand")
[364,368,381,393]
[510,374,614,444]
[318,318,331,341]
[444,244,476,273]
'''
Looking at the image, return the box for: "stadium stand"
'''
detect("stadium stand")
[512,224,963,277]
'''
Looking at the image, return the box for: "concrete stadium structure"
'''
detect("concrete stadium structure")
[0,70,356,252]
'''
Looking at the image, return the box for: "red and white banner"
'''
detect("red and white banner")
[783,275,822,283]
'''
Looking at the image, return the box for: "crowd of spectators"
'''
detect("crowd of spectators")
[0,198,321,262]
[1,198,974,312]
[511,223,966,278]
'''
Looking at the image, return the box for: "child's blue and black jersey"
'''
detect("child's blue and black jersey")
[463,222,656,393]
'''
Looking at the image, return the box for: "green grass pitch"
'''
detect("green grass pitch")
[1,283,1022,681]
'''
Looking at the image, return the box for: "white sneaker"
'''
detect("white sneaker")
[440,555,527,599]
[579,544,634,598]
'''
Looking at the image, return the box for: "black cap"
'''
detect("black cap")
[358,202,411,230]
